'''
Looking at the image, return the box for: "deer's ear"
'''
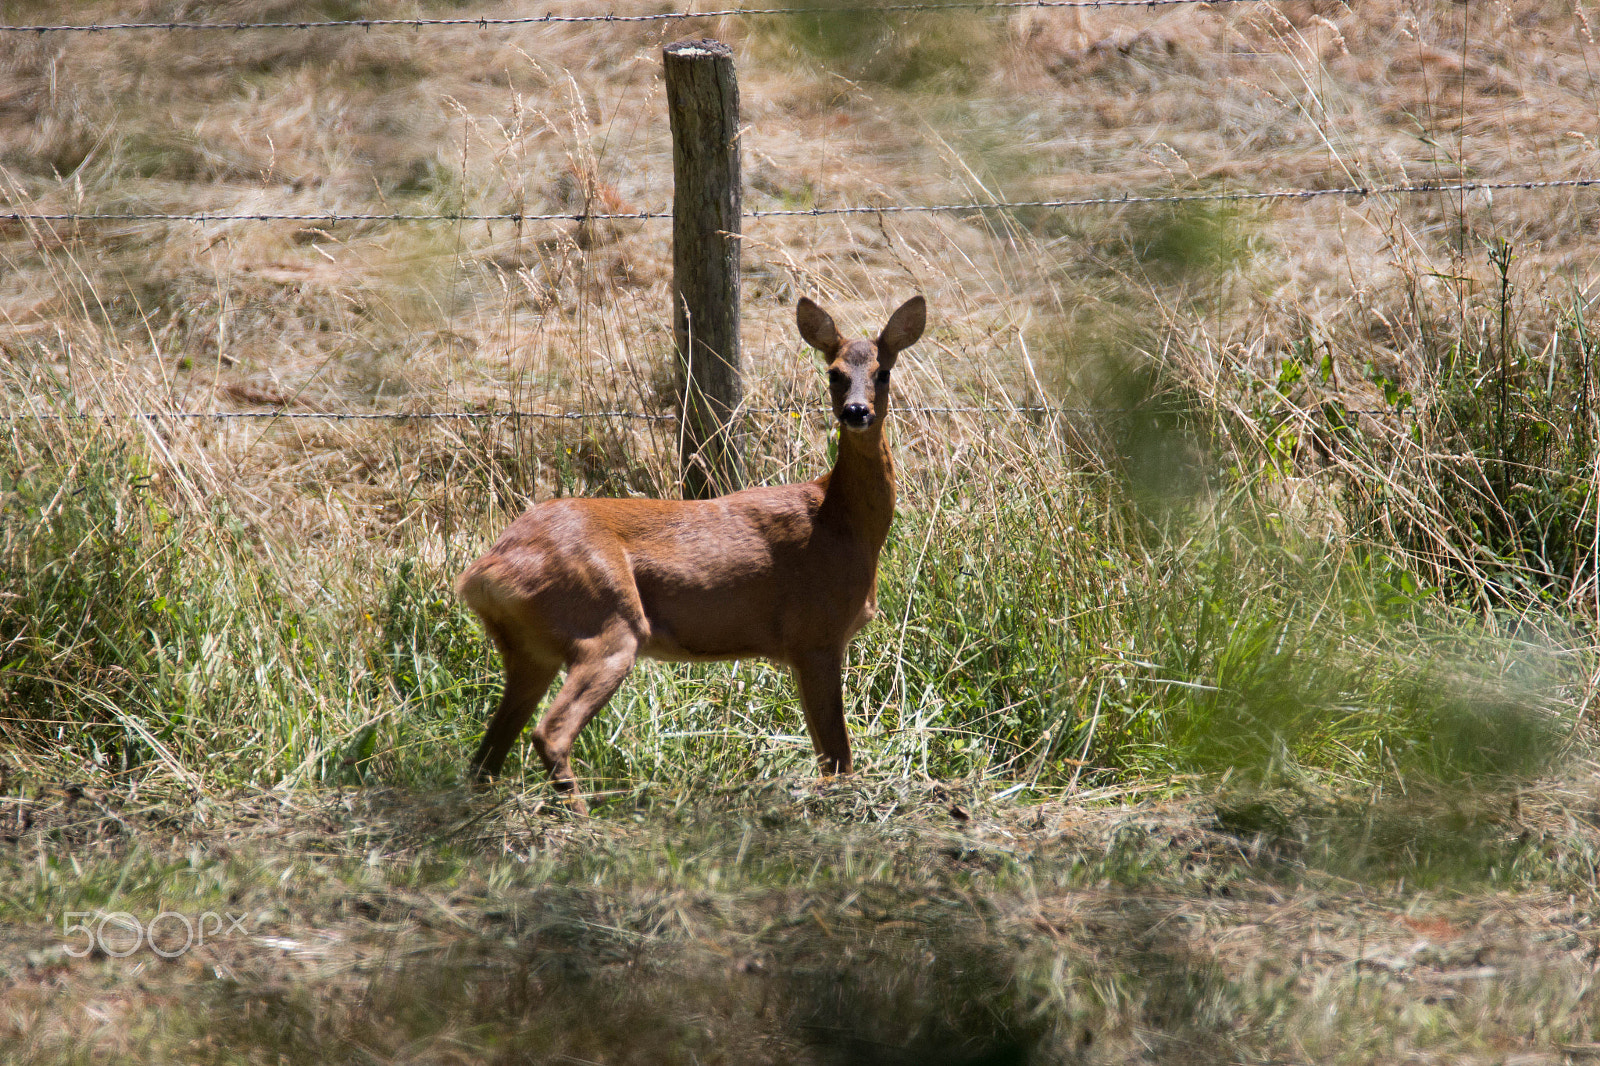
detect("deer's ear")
[797,297,841,356]
[878,296,926,355]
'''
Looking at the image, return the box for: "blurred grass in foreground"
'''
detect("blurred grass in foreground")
[3,782,1598,1065]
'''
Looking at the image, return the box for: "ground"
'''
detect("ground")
[5,772,1600,1064]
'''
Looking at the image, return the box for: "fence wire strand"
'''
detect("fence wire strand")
[9,407,1046,423]
[1,0,1269,33]
[3,405,1405,423]
[3,178,1595,227]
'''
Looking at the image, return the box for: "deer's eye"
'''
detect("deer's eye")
[828,368,846,385]
[875,370,891,386]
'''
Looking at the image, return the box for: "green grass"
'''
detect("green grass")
[0,359,1578,805]
[760,0,1002,91]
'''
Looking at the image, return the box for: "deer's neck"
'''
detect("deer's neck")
[819,424,896,550]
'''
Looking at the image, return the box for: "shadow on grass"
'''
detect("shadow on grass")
[13,775,1596,1065]
[1213,783,1543,889]
[189,884,1052,1066]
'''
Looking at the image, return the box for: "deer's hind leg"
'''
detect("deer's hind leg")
[470,621,561,782]
[529,624,641,813]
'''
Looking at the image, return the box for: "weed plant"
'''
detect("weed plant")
[1384,246,1597,604]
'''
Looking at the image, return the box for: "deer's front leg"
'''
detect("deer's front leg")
[793,648,853,775]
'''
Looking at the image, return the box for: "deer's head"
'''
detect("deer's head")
[797,295,926,433]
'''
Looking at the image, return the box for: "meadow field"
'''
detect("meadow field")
[4,0,1600,1060]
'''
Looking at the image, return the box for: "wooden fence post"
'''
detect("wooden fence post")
[664,37,743,500]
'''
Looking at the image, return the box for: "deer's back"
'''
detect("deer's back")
[457,480,882,662]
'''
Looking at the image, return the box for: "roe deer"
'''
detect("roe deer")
[456,295,926,811]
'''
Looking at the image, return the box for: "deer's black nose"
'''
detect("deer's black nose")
[841,403,873,427]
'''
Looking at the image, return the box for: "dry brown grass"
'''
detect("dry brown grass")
[3,0,1596,550]
[3,0,1594,404]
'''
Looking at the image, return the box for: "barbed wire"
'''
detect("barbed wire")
[3,404,1406,423]
[0,0,1270,34]
[6,406,1055,423]
[3,177,1595,228]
